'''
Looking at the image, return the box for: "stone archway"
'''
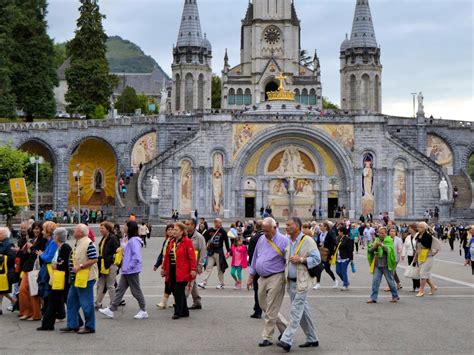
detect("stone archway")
[264,81,279,101]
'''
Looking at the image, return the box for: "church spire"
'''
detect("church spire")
[350,0,377,48]
[177,0,204,48]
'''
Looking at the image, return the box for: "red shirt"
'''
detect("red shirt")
[162,237,197,283]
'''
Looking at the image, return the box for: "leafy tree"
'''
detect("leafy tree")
[211,74,221,109]
[91,104,106,119]
[0,1,17,118]
[115,86,139,115]
[66,0,116,119]
[137,93,149,115]
[299,49,313,68]
[10,0,57,121]
[53,42,68,69]
[323,97,339,110]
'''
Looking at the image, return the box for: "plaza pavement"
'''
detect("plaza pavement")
[0,236,472,354]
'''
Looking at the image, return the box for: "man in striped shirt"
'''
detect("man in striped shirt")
[60,224,98,334]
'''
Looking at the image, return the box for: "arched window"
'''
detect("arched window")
[175,74,181,111]
[309,89,317,105]
[244,89,252,105]
[198,74,204,110]
[228,88,235,105]
[350,74,356,109]
[374,75,380,112]
[236,88,243,105]
[294,89,300,103]
[301,89,309,105]
[185,73,194,112]
[361,74,370,110]
[186,50,192,63]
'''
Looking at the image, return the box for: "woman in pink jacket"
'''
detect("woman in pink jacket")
[229,237,248,289]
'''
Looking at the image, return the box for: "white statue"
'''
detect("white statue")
[159,79,167,114]
[439,177,448,201]
[276,146,310,175]
[150,176,160,199]
[417,92,424,114]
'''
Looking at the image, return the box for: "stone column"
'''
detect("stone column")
[321,177,329,219]
[288,177,296,217]
[55,148,69,212]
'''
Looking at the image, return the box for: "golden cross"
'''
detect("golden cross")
[275,72,287,91]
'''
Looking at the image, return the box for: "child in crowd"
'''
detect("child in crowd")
[228,237,248,290]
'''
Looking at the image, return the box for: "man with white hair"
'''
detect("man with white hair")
[60,224,98,334]
[246,217,288,348]
[0,227,16,315]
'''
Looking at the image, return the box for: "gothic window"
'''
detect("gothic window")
[263,26,281,45]
[244,89,252,106]
[175,74,181,111]
[228,89,235,105]
[301,89,309,105]
[294,89,300,103]
[185,73,194,112]
[309,89,317,105]
[374,75,380,112]
[362,74,370,110]
[236,88,244,105]
[350,75,356,108]
[198,74,204,110]
[199,51,203,64]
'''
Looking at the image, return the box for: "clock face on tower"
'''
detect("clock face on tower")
[263,26,281,45]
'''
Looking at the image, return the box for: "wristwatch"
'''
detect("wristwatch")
[300,257,304,264]
[79,264,84,269]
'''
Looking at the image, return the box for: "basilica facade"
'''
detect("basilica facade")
[1,0,473,221]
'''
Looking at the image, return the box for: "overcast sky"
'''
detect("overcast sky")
[46,0,473,121]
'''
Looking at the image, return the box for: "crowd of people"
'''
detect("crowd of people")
[0,214,473,351]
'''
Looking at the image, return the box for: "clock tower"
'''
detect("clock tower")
[221,0,322,110]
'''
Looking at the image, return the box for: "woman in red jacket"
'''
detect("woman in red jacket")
[161,222,197,319]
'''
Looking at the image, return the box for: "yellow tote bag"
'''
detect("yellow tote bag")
[369,257,376,274]
[100,241,109,275]
[114,248,123,266]
[74,268,90,288]
[52,270,66,291]
[0,256,8,292]
[418,248,429,263]
[47,264,53,277]
[330,242,342,265]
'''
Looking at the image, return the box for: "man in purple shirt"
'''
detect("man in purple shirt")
[247,217,288,348]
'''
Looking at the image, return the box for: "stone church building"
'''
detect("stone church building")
[1,0,473,221]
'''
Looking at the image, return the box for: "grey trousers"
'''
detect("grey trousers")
[109,273,146,312]
[186,280,201,306]
[95,264,118,307]
[281,281,318,346]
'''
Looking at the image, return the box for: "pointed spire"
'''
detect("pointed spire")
[224,48,229,65]
[350,0,377,48]
[177,0,204,47]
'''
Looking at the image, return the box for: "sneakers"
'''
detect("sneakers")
[134,310,149,319]
[341,286,348,291]
[333,280,339,288]
[216,284,224,289]
[312,283,321,290]
[233,282,242,290]
[197,282,207,289]
[156,302,166,310]
[99,307,114,319]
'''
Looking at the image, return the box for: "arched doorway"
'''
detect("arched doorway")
[264,81,279,101]
[68,138,117,209]
[19,140,55,209]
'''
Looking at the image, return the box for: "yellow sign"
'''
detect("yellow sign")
[9,178,29,206]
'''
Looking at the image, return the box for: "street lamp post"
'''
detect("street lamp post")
[29,156,43,221]
[411,92,417,118]
[72,165,83,224]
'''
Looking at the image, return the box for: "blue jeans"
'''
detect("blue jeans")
[335,260,350,287]
[67,280,96,331]
[281,281,318,346]
[370,266,398,301]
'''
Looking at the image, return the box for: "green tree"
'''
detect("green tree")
[90,104,106,119]
[66,0,116,119]
[211,74,221,109]
[299,49,313,68]
[53,42,68,69]
[0,145,28,225]
[115,86,139,115]
[323,97,339,110]
[10,0,57,121]
[137,93,149,115]
[0,1,17,118]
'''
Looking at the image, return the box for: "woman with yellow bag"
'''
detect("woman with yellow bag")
[0,227,17,316]
[413,222,438,297]
[38,227,71,331]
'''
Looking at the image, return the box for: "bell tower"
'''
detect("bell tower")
[340,0,382,113]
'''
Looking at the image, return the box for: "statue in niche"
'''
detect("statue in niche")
[150,176,160,199]
[439,177,448,201]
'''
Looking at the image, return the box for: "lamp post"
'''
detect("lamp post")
[72,165,83,224]
[411,92,417,118]
[29,156,44,221]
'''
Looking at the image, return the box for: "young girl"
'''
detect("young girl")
[229,237,248,290]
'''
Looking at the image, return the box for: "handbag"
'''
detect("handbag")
[28,258,41,296]
[0,256,9,292]
[404,264,420,279]
[114,248,123,266]
[74,268,90,288]
[369,257,376,274]
[351,261,356,273]
[318,247,329,262]
[330,242,342,265]
[418,248,429,263]
[51,270,66,290]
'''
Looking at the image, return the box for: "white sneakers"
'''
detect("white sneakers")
[312,283,321,290]
[197,282,207,289]
[341,286,348,291]
[99,307,114,318]
[216,284,224,289]
[134,310,149,320]
[333,280,339,288]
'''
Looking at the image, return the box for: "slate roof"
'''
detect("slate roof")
[176,0,208,49]
[350,0,378,48]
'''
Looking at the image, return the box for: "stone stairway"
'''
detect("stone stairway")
[449,174,472,209]
[121,174,140,207]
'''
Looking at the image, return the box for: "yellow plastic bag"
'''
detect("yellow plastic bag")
[194,250,199,261]
[418,248,429,263]
[330,242,341,266]
[100,259,109,275]
[52,270,65,291]
[114,248,123,266]
[47,264,53,277]
[74,268,90,288]
[369,257,376,274]
[0,256,8,292]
